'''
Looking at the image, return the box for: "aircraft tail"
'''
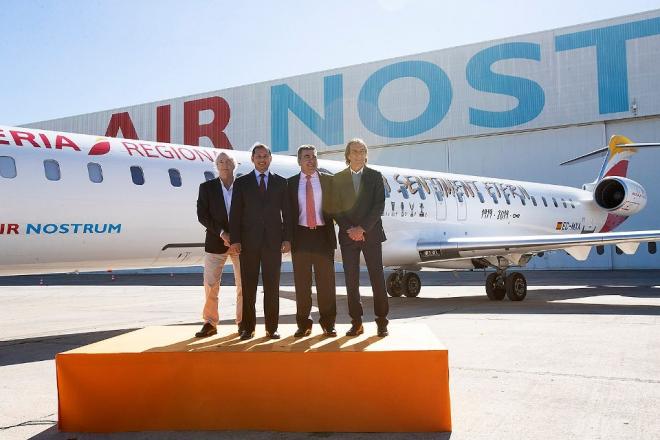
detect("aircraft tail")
[560,135,660,184]
[561,135,660,232]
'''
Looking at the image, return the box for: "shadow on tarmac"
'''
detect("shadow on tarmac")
[0,329,136,367]
[3,282,658,368]
[28,426,452,439]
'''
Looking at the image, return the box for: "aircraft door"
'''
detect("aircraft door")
[456,193,467,221]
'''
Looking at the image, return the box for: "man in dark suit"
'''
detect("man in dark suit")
[229,143,291,340]
[333,138,389,337]
[288,145,337,338]
[195,152,242,338]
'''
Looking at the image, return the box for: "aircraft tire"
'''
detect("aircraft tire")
[403,272,421,297]
[386,273,403,297]
[505,272,527,301]
[485,273,506,300]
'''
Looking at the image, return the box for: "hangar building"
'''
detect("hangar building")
[26,9,660,269]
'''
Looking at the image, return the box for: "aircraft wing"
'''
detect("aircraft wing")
[417,230,660,263]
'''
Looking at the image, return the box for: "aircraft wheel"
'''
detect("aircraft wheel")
[386,273,403,297]
[403,272,421,297]
[505,272,527,301]
[485,273,506,300]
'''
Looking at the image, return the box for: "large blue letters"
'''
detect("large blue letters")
[555,17,660,114]
[358,61,452,137]
[270,75,343,152]
[466,42,545,128]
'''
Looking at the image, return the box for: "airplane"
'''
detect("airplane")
[2,124,660,302]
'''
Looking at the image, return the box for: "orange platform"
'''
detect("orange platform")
[56,324,451,433]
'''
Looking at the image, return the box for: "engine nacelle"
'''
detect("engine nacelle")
[593,177,647,216]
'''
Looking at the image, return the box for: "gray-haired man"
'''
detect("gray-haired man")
[195,152,243,337]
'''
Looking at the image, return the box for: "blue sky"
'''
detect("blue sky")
[1,0,658,125]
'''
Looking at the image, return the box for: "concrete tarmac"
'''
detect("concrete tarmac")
[1,270,659,439]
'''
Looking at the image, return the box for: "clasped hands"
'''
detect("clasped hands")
[227,239,291,254]
[347,226,366,242]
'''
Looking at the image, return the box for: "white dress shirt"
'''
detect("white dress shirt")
[298,171,324,227]
[219,179,233,236]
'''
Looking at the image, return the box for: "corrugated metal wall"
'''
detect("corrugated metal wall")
[24,10,660,269]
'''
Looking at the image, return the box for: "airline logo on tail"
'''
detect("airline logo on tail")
[599,135,635,179]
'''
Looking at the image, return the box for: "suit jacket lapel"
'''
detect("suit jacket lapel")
[291,173,301,214]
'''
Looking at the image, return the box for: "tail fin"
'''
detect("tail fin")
[560,135,660,182]
[597,135,634,179]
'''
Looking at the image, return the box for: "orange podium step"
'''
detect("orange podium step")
[56,323,451,433]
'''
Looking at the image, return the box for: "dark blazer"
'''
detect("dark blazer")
[230,170,291,251]
[197,178,231,254]
[287,171,337,251]
[333,166,386,245]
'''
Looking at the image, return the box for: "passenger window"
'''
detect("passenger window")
[520,197,526,206]
[130,166,145,185]
[204,171,215,181]
[44,160,61,181]
[169,168,182,187]
[87,162,103,183]
[542,196,548,207]
[531,196,537,207]
[561,198,567,208]
[596,245,605,255]
[648,242,657,255]
[615,246,623,255]
[552,197,558,208]
[569,198,575,208]
[477,192,484,203]
[0,156,17,178]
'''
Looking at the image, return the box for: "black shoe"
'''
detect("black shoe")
[323,327,337,337]
[195,323,217,338]
[346,324,364,336]
[294,328,312,338]
[377,325,389,337]
[239,330,254,340]
[266,331,281,339]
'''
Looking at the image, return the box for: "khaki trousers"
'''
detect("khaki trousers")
[202,251,242,326]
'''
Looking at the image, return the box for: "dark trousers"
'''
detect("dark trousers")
[292,227,336,330]
[340,238,389,327]
[239,246,281,334]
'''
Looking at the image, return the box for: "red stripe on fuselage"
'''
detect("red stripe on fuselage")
[599,213,628,232]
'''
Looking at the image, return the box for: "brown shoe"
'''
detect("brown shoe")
[294,328,312,337]
[266,331,281,339]
[323,326,337,337]
[195,323,217,338]
[346,324,364,336]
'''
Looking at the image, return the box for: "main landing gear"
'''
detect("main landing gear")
[485,270,527,301]
[386,270,421,297]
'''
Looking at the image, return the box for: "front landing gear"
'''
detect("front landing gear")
[386,270,421,297]
[485,270,527,301]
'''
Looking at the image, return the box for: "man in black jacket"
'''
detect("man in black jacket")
[333,138,389,337]
[195,152,242,338]
[230,143,291,340]
[288,145,337,337]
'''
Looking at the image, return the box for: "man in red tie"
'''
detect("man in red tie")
[287,145,337,337]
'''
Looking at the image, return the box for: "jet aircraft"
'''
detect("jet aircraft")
[1,125,659,301]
